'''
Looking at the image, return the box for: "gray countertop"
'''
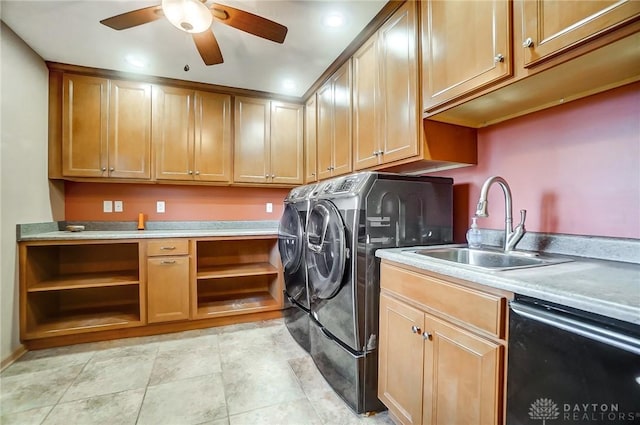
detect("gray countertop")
[376,245,640,326]
[17,220,279,241]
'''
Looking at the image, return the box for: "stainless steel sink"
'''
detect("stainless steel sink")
[409,247,572,271]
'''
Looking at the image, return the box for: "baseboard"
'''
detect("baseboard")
[1,344,28,372]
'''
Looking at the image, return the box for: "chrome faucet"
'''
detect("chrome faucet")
[475,176,527,252]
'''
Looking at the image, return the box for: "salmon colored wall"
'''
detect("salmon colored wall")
[65,183,289,222]
[432,82,640,241]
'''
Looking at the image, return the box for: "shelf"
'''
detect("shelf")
[26,308,141,337]
[195,291,280,318]
[28,270,139,292]
[197,262,279,280]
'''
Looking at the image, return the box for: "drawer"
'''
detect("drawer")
[146,239,189,256]
[380,262,506,338]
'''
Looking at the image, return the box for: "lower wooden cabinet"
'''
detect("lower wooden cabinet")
[19,235,284,348]
[378,261,508,425]
[146,239,190,323]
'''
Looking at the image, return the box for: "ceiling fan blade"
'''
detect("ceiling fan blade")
[210,3,287,44]
[100,5,163,30]
[192,31,224,65]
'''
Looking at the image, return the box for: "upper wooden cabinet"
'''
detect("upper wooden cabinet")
[304,95,318,183]
[353,1,420,170]
[153,85,231,183]
[521,0,640,67]
[234,97,303,185]
[317,60,352,180]
[423,0,640,127]
[62,74,151,179]
[421,0,512,111]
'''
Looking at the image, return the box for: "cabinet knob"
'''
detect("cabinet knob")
[422,331,432,341]
[373,151,379,156]
[271,174,276,178]
[411,325,421,334]
[311,173,316,176]
[188,170,193,175]
[109,167,114,172]
[195,171,200,175]
[101,167,107,172]
[523,37,534,48]
[494,53,505,63]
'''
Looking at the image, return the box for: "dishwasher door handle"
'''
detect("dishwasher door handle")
[510,301,640,356]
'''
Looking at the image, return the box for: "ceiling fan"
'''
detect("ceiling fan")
[100,0,288,66]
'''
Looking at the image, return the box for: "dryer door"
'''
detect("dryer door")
[306,200,347,299]
[278,203,303,275]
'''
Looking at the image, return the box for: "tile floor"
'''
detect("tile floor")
[0,318,393,425]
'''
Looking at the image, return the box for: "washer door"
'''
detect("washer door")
[278,203,303,275]
[306,200,347,299]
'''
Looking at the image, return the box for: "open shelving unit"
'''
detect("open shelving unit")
[193,237,283,319]
[20,241,143,338]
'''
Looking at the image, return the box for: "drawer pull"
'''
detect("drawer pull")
[160,260,176,265]
[411,325,421,334]
[160,246,176,250]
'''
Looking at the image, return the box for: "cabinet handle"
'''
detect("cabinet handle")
[422,331,432,341]
[373,151,379,156]
[523,37,534,48]
[271,174,276,178]
[160,246,176,250]
[411,325,421,334]
[101,167,107,172]
[195,170,200,175]
[188,170,193,175]
[494,53,505,63]
[160,260,176,265]
[311,173,316,176]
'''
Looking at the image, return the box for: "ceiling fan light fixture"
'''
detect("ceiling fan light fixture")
[162,0,213,33]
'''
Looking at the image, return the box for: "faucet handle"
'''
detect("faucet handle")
[519,209,527,226]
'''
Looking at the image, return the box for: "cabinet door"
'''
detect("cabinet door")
[153,85,195,180]
[304,95,318,182]
[271,101,303,185]
[193,91,231,182]
[331,60,352,177]
[423,314,503,425]
[422,0,511,111]
[62,74,108,177]
[522,0,640,66]
[378,294,425,425]
[234,97,270,183]
[147,256,190,323]
[316,81,334,181]
[352,35,381,171]
[108,80,152,179]
[379,1,419,164]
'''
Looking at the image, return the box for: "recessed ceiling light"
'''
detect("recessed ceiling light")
[125,54,147,68]
[323,13,345,28]
[282,79,296,92]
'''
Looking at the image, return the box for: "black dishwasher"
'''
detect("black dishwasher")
[507,295,640,424]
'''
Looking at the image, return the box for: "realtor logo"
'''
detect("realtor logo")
[529,398,560,424]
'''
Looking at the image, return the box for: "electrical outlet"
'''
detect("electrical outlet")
[157,201,166,213]
[114,201,123,212]
[103,200,113,213]
[266,202,273,213]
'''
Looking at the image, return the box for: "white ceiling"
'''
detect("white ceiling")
[1,0,387,98]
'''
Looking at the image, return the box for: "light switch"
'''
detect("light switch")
[114,201,123,212]
[157,201,166,213]
[266,202,273,213]
[103,200,113,213]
